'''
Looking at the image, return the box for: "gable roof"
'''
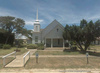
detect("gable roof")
[45,24,64,38]
[42,19,64,37]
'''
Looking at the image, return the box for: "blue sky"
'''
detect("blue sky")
[0,0,100,30]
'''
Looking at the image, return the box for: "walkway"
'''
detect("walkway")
[0,69,100,73]
[45,47,65,50]
[31,55,98,57]
[5,49,37,67]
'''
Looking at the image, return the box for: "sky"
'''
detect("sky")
[0,0,100,30]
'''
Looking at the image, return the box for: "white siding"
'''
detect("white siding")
[45,25,64,38]
[32,32,41,44]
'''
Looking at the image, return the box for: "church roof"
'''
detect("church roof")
[42,19,64,37]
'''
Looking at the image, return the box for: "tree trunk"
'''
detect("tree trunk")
[76,42,84,51]
[84,41,90,52]
[5,34,10,44]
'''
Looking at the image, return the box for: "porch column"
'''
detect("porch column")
[45,38,46,47]
[51,38,53,48]
[63,39,65,48]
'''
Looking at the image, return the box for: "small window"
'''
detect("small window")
[57,28,59,32]
[36,26,38,31]
[58,39,60,45]
[35,36,38,42]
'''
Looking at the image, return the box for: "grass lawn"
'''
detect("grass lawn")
[25,57,100,69]
[0,57,14,69]
[33,51,83,55]
[0,47,28,56]
[89,45,100,50]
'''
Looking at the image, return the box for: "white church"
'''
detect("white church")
[32,9,65,48]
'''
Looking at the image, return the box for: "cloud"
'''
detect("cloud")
[0,7,15,16]
[1,0,100,29]
[25,19,44,25]
[25,21,33,25]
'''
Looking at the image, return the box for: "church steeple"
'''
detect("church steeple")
[34,8,40,32]
[36,8,38,21]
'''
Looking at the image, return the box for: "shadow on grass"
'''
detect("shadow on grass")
[63,49,100,57]
[79,51,100,57]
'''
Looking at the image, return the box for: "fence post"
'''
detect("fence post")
[29,52,30,59]
[23,58,25,64]
[15,51,16,58]
[3,58,5,67]
[23,51,30,66]
[2,51,16,67]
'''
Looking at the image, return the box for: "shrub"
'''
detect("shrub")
[37,43,44,47]
[3,44,11,49]
[27,44,38,49]
[70,46,77,51]
[38,46,44,50]
[37,43,44,50]
[18,44,27,48]
[0,44,3,49]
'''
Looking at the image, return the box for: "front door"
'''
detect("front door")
[53,39,63,47]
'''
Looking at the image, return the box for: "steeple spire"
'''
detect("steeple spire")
[36,8,38,21]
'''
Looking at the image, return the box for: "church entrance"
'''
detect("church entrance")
[45,38,64,48]
[53,39,63,47]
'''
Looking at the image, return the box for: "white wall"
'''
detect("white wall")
[34,24,40,32]
[45,25,64,38]
[32,32,41,44]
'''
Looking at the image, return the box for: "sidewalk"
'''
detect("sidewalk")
[0,69,100,73]
[31,55,99,57]
[5,49,37,67]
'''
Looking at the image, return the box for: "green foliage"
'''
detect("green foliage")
[20,29,32,38]
[27,43,44,50]
[0,32,14,45]
[0,16,25,33]
[0,44,3,49]
[37,43,44,50]
[80,19,87,28]
[63,19,100,51]
[27,44,38,49]
[3,44,11,49]
[19,44,27,48]
[15,39,27,48]
[0,16,25,44]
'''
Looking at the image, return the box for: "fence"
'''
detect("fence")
[2,51,16,67]
[23,51,30,66]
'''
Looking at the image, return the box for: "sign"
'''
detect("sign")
[36,52,38,57]
[86,52,89,64]
[35,52,39,63]
[86,52,89,57]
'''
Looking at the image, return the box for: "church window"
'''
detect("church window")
[58,39,60,45]
[57,28,59,32]
[35,36,38,42]
[36,26,38,31]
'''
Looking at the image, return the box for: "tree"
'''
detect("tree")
[63,19,100,52]
[0,16,25,44]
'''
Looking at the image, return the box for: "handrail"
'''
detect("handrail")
[23,51,30,66]
[2,51,16,67]
[23,51,30,58]
[2,51,16,58]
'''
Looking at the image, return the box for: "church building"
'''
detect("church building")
[32,9,65,48]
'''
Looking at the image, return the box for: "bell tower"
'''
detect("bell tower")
[34,9,40,32]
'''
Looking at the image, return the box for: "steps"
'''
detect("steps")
[45,47,64,50]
